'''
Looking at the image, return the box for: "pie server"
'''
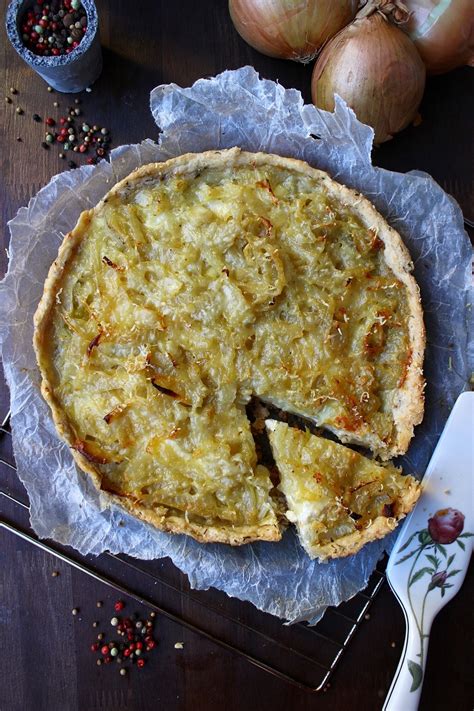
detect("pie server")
[383,391,473,710]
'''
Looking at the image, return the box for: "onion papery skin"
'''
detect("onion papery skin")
[311,13,426,143]
[403,0,474,74]
[229,0,358,63]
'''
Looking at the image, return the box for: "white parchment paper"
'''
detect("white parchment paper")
[0,67,472,624]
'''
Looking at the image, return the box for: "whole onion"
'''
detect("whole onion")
[403,0,474,74]
[229,0,358,63]
[311,3,426,143]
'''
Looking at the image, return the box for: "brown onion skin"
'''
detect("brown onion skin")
[229,0,358,63]
[403,0,474,74]
[311,13,426,144]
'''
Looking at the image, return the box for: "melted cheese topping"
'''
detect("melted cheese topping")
[266,420,419,558]
[40,161,413,532]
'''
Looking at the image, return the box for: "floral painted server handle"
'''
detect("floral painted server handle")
[383,392,473,711]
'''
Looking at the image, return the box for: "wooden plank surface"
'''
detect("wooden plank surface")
[1,1,473,709]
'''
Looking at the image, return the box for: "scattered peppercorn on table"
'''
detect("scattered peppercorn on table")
[1,1,472,710]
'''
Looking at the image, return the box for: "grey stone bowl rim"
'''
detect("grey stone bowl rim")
[6,0,99,68]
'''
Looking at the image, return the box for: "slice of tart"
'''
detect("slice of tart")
[266,420,420,560]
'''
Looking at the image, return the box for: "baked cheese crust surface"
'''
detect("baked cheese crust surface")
[33,149,424,545]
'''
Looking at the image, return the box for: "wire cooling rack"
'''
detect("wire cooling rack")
[0,408,386,692]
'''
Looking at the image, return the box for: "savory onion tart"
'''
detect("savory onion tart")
[34,148,424,547]
[266,420,420,560]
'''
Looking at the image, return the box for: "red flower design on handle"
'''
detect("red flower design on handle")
[428,508,465,544]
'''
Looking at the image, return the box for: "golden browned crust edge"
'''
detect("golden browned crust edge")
[33,147,425,544]
[114,495,281,544]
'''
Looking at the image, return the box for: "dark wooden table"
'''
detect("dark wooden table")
[1,2,473,710]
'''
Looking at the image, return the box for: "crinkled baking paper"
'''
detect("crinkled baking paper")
[0,67,472,623]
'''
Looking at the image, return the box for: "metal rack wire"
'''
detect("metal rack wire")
[0,410,386,692]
